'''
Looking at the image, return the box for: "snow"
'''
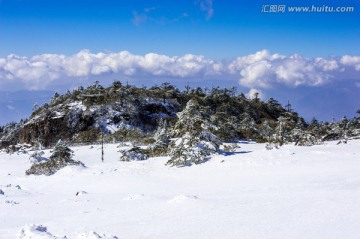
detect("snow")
[67,101,86,111]
[1,140,360,238]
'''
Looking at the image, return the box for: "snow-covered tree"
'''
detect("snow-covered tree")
[167,99,222,166]
[172,99,205,136]
[273,116,291,145]
[239,113,257,140]
[167,131,221,166]
[259,120,273,142]
[50,140,74,162]
[153,120,170,149]
[144,121,171,157]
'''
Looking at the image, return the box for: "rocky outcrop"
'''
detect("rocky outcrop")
[19,117,71,147]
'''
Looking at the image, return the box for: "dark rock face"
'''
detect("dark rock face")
[0,140,11,149]
[19,117,71,147]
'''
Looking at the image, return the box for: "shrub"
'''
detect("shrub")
[26,141,85,176]
[119,146,148,161]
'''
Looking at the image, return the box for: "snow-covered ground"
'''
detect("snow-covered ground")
[1,140,360,238]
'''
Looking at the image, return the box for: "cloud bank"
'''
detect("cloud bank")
[0,49,359,91]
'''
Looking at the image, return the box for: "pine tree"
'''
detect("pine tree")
[259,120,273,142]
[239,112,257,140]
[153,127,170,149]
[274,116,289,145]
[167,99,222,166]
[167,133,201,166]
[144,121,171,157]
[172,99,204,136]
[50,140,74,163]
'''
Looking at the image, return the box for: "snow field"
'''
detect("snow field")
[1,140,360,238]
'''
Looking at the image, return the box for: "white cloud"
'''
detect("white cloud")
[196,0,214,20]
[0,50,220,90]
[0,49,359,91]
[229,51,343,89]
[7,105,15,110]
[341,55,360,71]
[246,88,264,100]
[132,11,148,26]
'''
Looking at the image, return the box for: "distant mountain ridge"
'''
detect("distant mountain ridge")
[0,90,55,125]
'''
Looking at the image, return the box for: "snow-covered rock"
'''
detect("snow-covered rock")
[17,224,56,239]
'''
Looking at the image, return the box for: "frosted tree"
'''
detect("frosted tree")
[239,112,257,140]
[50,92,60,106]
[50,140,74,162]
[167,133,203,166]
[153,120,170,149]
[329,116,349,142]
[172,99,204,136]
[259,120,273,142]
[145,121,171,157]
[273,116,289,145]
[290,119,320,146]
[167,99,222,166]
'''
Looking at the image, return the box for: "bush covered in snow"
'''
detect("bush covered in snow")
[119,146,148,161]
[26,140,85,176]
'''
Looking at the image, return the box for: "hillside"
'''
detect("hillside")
[1,81,359,152]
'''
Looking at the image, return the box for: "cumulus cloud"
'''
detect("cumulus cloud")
[246,88,264,100]
[341,55,360,70]
[0,50,221,90]
[0,49,359,91]
[228,50,345,89]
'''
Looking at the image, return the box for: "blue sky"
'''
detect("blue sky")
[1,0,359,58]
[0,0,360,124]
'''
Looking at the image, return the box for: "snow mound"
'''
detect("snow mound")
[167,195,198,204]
[122,194,145,201]
[76,231,118,239]
[17,224,56,239]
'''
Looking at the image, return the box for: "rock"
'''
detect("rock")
[19,117,71,147]
[16,224,56,239]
